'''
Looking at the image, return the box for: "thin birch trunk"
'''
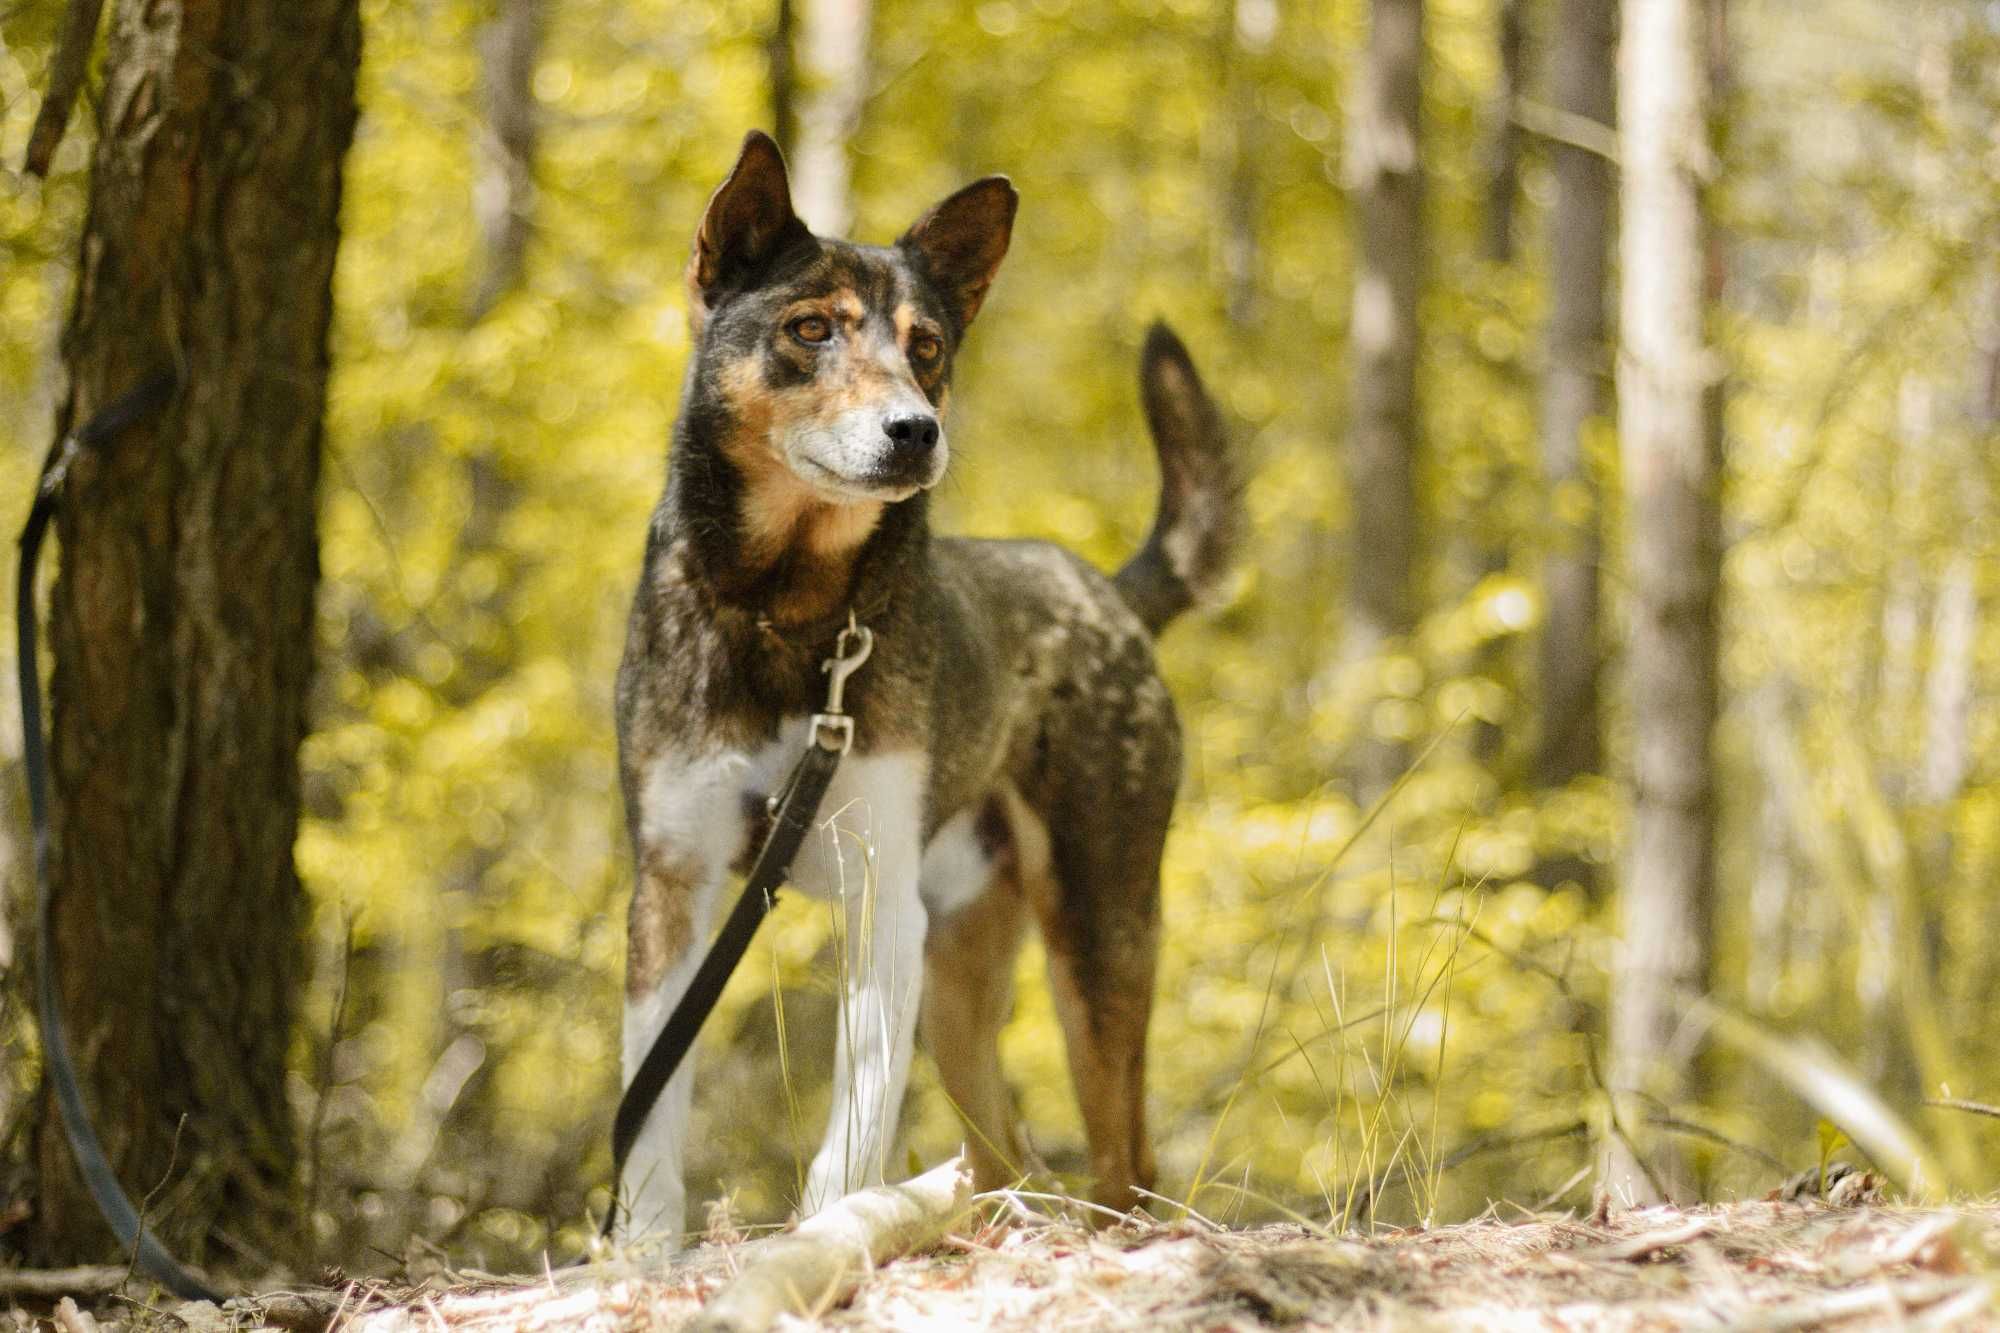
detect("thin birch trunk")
[791,0,871,236]
[1600,0,1721,1208]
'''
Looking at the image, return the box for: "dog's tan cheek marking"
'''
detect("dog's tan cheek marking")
[627,847,700,998]
[718,357,819,562]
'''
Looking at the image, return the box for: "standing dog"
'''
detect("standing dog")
[614,130,1237,1243]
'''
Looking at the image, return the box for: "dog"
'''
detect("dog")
[613,129,1238,1244]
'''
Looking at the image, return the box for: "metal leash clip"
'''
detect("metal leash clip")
[812,612,873,753]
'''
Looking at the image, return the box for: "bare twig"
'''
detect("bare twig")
[1512,97,1618,165]
[23,0,107,177]
[1925,1097,2000,1120]
[1646,1112,1791,1174]
[303,913,358,1250]
[122,1113,190,1293]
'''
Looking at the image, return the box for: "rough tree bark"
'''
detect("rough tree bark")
[471,0,547,319]
[790,0,871,236]
[1600,0,1720,1206]
[27,0,359,1265]
[1535,0,1615,891]
[1342,0,1425,801]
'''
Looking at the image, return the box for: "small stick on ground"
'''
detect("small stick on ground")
[1593,1216,1717,1261]
[689,1155,973,1333]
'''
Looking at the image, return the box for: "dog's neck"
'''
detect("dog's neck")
[663,414,928,639]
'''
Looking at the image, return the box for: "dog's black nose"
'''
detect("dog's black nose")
[882,413,940,455]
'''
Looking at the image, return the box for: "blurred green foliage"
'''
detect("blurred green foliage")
[2,0,1997,1275]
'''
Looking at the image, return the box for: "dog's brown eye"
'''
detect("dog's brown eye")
[790,315,833,345]
[910,334,943,365]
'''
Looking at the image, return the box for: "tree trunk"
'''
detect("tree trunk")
[1600,0,1720,1207]
[1342,0,1425,802]
[790,0,871,236]
[471,0,546,319]
[1220,0,1276,328]
[1481,0,1526,264]
[769,0,799,165]
[28,0,359,1266]
[1534,0,1614,891]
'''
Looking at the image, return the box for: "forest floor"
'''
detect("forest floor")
[11,1185,2000,1331]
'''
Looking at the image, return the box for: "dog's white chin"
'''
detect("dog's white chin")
[793,456,933,504]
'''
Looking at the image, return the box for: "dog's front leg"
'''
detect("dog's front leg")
[619,853,724,1246]
[799,807,928,1214]
[617,755,742,1246]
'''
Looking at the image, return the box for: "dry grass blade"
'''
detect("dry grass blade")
[1695,999,1945,1199]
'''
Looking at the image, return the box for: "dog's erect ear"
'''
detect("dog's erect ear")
[687,131,811,328]
[896,176,1018,331]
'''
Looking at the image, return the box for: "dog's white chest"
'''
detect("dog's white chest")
[639,721,932,904]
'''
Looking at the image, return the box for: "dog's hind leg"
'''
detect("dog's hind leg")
[1035,884,1161,1216]
[1025,767,1173,1217]
[921,872,1030,1192]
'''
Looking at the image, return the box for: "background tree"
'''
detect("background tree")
[790,0,871,235]
[1599,0,1721,1205]
[471,0,549,319]
[18,0,359,1264]
[1340,0,1425,801]
[1480,0,1525,265]
[1534,0,1615,890]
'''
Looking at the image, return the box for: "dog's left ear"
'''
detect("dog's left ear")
[896,177,1018,331]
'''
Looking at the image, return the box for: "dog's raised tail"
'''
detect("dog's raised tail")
[1114,321,1241,635]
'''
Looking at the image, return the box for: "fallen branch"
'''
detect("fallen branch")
[689,1155,973,1332]
[0,1267,125,1300]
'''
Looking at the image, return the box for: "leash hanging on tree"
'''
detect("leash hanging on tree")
[16,370,223,1302]
[602,618,871,1240]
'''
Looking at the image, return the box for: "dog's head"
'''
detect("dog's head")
[684,131,1016,505]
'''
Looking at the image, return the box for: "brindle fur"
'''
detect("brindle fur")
[616,131,1237,1219]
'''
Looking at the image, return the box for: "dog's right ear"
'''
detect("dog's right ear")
[686,131,811,333]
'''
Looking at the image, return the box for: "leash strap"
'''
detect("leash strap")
[17,371,221,1302]
[603,622,873,1239]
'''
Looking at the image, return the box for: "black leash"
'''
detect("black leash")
[602,619,871,1240]
[16,371,223,1302]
